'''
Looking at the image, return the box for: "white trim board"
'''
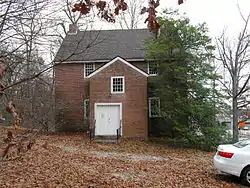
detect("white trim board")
[94,103,123,136]
[87,56,148,78]
[54,58,146,64]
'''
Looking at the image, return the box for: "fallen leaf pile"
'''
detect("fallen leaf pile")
[0,127,247,188]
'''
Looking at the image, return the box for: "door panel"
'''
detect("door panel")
[95,104,120,136]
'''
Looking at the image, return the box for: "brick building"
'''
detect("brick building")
[54,27,159,140]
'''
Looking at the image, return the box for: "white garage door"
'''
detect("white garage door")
[95,104,121,136]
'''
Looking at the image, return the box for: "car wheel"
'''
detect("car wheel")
[241,166,250,186]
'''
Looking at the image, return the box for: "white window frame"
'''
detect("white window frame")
[83,99,90,119]
[149,97,161,117]
[84,63,95,77]
[111,76,125,94]
[147,61,158,76]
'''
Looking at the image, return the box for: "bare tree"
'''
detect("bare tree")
[216,8,250,142]
[44,0,95,47]
[117,0,146,29]
[0,1,48,57]
[0,0,103,131]
[2,0,50,128]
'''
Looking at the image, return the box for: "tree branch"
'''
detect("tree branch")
[217,79,232,97]
[235,74,250,98]
[238,100,250,109]
[2,28,102,91]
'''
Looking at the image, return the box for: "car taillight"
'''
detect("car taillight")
[218,151,234,158]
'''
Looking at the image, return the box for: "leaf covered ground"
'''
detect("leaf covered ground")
[0,128,247,188]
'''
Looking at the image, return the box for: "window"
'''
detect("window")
[149,97,160,117]
[83,99,89,118]
[233,140,250,148]
[111,76,125,93]
[148,61,159,76]
[84,63,95,77]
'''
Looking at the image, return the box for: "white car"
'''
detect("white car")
[213,140,250,186]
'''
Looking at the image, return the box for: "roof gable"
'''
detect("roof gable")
[87,56,148,78]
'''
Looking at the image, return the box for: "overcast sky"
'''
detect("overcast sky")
[160,0,250,39]
[95,0,250,40]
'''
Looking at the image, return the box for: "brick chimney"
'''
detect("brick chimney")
[68,23,78,34]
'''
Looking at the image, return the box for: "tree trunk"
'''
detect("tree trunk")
[232,79,239,143]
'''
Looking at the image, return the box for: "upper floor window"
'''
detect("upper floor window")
[84,63,95,77]
[111,76,125,94]
[147,61,159,76]
[149,97,161,117]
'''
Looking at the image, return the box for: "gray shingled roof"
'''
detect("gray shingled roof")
[54,28,152,62]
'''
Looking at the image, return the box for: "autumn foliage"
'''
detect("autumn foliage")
[0,131,244,187]
[73,0,184,32]
[0,60,21,129]
[0,60,35,161]
[72,0,128,23]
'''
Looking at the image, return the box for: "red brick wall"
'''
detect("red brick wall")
[55,64,85,131]
[54,62,104,131]
[89,60,148,139]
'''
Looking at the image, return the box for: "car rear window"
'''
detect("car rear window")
[233,140,250,148]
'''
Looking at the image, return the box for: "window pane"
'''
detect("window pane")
[233,140,250,148]
[149,97,160,117]
[85,63,95,76]
[148,62,158,75]
[112,77,124,93]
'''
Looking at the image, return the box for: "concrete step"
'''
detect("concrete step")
[95,139,120,144]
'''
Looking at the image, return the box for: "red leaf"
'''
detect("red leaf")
[81,6,90,14]
[96,1,107,12]
[96,1,106,9]
[114,7,119,15]
[178,0,184,5]
[73,3,81,11]
[113,0,119,5]
[155,22,160,30]
[121,2,127,11]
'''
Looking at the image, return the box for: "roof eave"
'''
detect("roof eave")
[54,58,146,64]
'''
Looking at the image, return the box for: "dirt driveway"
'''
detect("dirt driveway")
[0,132,248,188]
